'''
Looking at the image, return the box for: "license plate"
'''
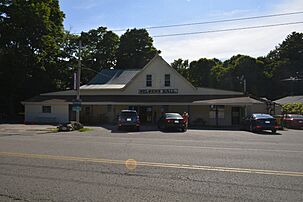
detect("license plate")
[299,121,303,123]
[174,120,179,123]
[265,121,270,124]
[127,118,131,121]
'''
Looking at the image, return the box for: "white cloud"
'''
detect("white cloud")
[154,0,303,63]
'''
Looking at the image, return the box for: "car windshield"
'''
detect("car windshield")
[165,113,182,119]
[253,114,273,119]
[120,112,137,117]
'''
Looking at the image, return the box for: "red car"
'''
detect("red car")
[283,114,303,129]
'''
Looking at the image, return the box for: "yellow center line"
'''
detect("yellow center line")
[0,151,303,177]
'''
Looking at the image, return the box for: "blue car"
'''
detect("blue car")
[242,114,278,134]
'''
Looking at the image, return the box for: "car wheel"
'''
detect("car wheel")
[271,129,277,134]
[159,124,165,131]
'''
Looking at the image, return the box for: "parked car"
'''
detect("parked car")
[118,110,140,131]
[242,113,278,134]
[283,114,303,129]
[157,113,187,132]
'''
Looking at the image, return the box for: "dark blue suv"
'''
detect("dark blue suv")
[118,110,140,131]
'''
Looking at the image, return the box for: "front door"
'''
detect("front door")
[231,107,241,125]
[139,106,153,124]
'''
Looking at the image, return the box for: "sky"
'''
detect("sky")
[59,0,303,62]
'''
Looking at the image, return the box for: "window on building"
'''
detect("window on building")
[42,106,51,113]
[146,74,152,87]
[85,106,90,115]
[209,105,225,119]
[107,105,112,112]
[165,74,170,87]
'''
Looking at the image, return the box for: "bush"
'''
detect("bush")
[282,103,303,114]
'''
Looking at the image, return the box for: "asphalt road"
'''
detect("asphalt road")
[0,125,302,201]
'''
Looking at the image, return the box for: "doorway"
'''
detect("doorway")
[231,107,241,125]
[138,106,153,124]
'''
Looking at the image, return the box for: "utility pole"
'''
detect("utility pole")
[76,39,82,123]
[243,78,247,94]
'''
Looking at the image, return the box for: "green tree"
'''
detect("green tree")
[171,59,190,81]
[0,0,65,117]
[116,29,159,69]
[188,58,221,87]
[80,27,119,83]
[210,55,268,95]
[266,32,303,98]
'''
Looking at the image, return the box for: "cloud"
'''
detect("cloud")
[153,0,303,63]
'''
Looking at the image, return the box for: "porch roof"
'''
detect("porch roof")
[23,95,262,106]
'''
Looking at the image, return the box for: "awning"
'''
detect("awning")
[192,97,264,106]
[23,95,263,106]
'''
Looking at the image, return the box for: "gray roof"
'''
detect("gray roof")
[274,96,303,104]
[80,69,141,90]
[88,69,140,85]
[192,97,263,105]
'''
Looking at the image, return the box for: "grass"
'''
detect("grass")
[78,128,93,132]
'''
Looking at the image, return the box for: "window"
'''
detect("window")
[209,105,225,119]
[107,105,112,112]
[146,74,152,87]
[85,106,90,115]
[42,106,51,113]
[165,74,170,87]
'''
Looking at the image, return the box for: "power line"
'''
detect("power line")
[112,11,303,32]
[152,21,303,38]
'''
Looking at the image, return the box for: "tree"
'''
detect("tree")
[80,27,119,83]
[171,59,189,81]
[116,29,159,69]
[188,58,221,87]
[266,32,303,98]
[0,0,65,117]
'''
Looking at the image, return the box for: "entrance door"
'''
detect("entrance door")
[139,106,153,123]
[231,107,241,125]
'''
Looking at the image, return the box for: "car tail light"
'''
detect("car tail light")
[255,125,262,129]
[274,125,280,129]
[166,119,172,123]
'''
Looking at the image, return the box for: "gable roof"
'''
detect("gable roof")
[123,54,196,91]
[274,96,303,104]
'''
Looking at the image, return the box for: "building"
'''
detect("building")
[23,55,269,127]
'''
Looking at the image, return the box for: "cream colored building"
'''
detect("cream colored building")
[23,55,270,127]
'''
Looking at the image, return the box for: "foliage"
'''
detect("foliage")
[282,103,303,114]
[80,27,119,83]
[174,32,303,99]
[79,128,93,132]
[188,58,221,87]
[0,0,65,117]
[116,28,159,69]
[266,32,303,98]
[171,59,190,80]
